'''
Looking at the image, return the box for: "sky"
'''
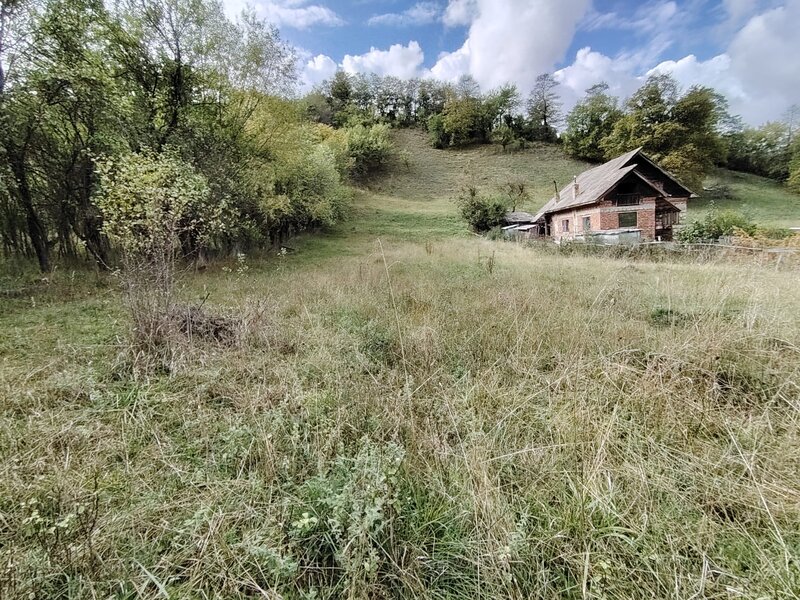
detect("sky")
[221,0,800,126]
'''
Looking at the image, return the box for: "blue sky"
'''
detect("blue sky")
[222,1,800,125]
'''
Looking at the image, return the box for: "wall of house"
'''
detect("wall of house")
[548,198,659,242]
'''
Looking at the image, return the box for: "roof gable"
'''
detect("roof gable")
[533,148,694,221]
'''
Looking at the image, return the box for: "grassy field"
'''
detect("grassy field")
[2,132,800,599]
[697,168,800,228]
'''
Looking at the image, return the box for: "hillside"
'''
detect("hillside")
[343,130,800,244]
[2,130,800,599]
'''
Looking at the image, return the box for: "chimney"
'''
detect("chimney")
[573,176,579,200]
[553,180,560,203]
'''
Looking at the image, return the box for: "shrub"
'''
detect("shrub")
[95,151,224,359]
[677,209,757,242]
[427,113,449,149]
[274,145,351,233]
[456,184,508,232]
[346,123,393,179]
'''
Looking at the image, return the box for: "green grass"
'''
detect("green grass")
[691,168,800,228]
[1,131,800,599]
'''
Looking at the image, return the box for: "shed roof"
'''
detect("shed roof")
[504,211,538,224]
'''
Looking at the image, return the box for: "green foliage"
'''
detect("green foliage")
[95,151,219,255]
[94,150,226,358]
[599,74,725,190]
[677,208,757,242]
[726,122,793,181]
[427,113,449,149]
[346,123,393,179]
[526,73,563,142]
[276,145,350,227]
[788,139,800,193]
[456,184,507,232]
[442,96,486,146]
[295,439,405,594]
[562,83,623,162]
[0,0,298,271]
[491,122,516,152]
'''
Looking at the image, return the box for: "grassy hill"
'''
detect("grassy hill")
[297,130,800,263]
[2,130,800,599]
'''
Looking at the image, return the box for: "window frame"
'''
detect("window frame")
[561,219,570,232]
[582,216,591,231]
[614,193,641,206]
[618,211,638,228]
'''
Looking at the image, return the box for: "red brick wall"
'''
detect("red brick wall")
[548,198,663,241]
[600,210,617,230]
[637,208,656,240]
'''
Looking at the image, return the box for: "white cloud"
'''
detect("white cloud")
[581,1,678,33]
[429,41,471,81]
[297,42,427,93]
[442,0,478,27]
[368,2,440,27]
[554,47,640,110]
[720,0,759,26]
[300,53,338,89]
[555,0,800,126]
[342,41,426,79]
[222,0,344,29]
[433,0,591,91]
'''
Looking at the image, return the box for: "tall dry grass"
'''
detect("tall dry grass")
[1,239,799,598]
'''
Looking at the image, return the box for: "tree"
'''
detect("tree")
[456,183,507,232]
[602,74,724,190]
[526,73,562,142]
[562,83,622,162]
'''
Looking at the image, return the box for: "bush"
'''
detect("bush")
[677,209,757,242]
[95,151,224,360]
[456,184,508,232]
[276,145,350,228]
[427,113,452,149]
[346,123,392,179]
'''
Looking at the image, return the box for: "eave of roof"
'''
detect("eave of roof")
[633,153,697,198]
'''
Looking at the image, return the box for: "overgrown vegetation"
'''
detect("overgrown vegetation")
[0,0,398,274]
[676,207,799,244]
[3,121,800,600]
[3,236,799,598]
[455,183,508,232]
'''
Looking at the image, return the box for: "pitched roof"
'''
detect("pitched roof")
[532,148,693,222]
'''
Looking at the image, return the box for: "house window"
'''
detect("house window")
[615,194,641,206]
[582,216,591,231]
[561,219,570,232]
[619,211,638,228]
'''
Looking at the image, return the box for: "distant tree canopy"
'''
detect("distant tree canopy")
[563,76,799,192]
[562,83,623,162]
[599,74,727,190]
[526,73,563,143]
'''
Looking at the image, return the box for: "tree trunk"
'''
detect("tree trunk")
[9,153,50,272]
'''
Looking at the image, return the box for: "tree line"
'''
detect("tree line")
[309,69,800,194]
[1,0,393,273]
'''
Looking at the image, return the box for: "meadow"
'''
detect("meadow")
[1,132,799,599]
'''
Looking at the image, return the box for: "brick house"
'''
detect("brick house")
[523,148,695,243]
